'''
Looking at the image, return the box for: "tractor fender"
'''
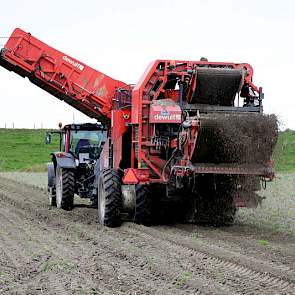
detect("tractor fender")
[51,152,76,169]
[47,162,55,188]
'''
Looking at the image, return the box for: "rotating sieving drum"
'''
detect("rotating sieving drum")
[190,67,245,106]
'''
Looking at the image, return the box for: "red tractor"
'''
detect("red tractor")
[0,28,277,227]
[46,123,106,210]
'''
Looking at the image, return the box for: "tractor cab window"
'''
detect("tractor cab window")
[69,130,106,160]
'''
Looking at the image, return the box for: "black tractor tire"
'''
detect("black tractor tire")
[97,168,122,227]
[133,185,152,225]
[55,167,75,210]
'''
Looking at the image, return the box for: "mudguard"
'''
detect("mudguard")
[51,152,76,169]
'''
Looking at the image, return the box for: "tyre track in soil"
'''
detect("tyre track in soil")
[0,204,176,294]
[0,206,75,294]
[0,207,79,294]
[124,225,295,294]
[0,177,295,294]
[0,178,231,294]
[142,225,295,279]
[168,224,295,269]
[0,199,200,295]
[0,180,229,294]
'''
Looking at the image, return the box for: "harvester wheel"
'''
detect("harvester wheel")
[55,167,75,210]
[97,168,122,227]
[134,185,152,225]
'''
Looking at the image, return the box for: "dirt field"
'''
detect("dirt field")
[0,173,294,294]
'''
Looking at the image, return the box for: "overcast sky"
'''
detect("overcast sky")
[0,0,294,129]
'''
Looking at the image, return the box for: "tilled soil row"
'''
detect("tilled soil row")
[0,181,228,294]
[146,225,295,278]
[0,177,294,294]
[124,225,295,293]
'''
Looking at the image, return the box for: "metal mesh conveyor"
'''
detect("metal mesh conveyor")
[190,67,244,106]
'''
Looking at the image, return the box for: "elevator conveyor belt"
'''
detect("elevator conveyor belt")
[190,67,244,106]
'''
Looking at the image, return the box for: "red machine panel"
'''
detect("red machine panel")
[149,102,182,123]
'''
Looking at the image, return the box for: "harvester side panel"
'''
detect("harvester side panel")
[0,28,127,125]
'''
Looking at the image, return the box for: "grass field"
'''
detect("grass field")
[273,129,295,172]
[0,128,294,172]
[0,129,59,171]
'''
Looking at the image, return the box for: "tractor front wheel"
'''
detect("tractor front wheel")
[97,168,122,227]
[55,167,75,210]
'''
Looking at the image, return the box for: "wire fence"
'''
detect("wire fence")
[1,123,45,129]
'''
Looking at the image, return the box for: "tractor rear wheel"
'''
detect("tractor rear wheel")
[55,167,75,210]
[97,168,122,227]
[133,185,152,225]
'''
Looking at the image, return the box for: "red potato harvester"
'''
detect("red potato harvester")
[0,28,278,227]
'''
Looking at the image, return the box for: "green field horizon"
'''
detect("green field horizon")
[0,128,294,172]
[0,129,59,172]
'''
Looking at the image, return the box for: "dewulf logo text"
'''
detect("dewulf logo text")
[62,56,84,71]
[154,114,181,121]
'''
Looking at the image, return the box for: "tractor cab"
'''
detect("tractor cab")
[63,123,106,164]
[46,123,107,163]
